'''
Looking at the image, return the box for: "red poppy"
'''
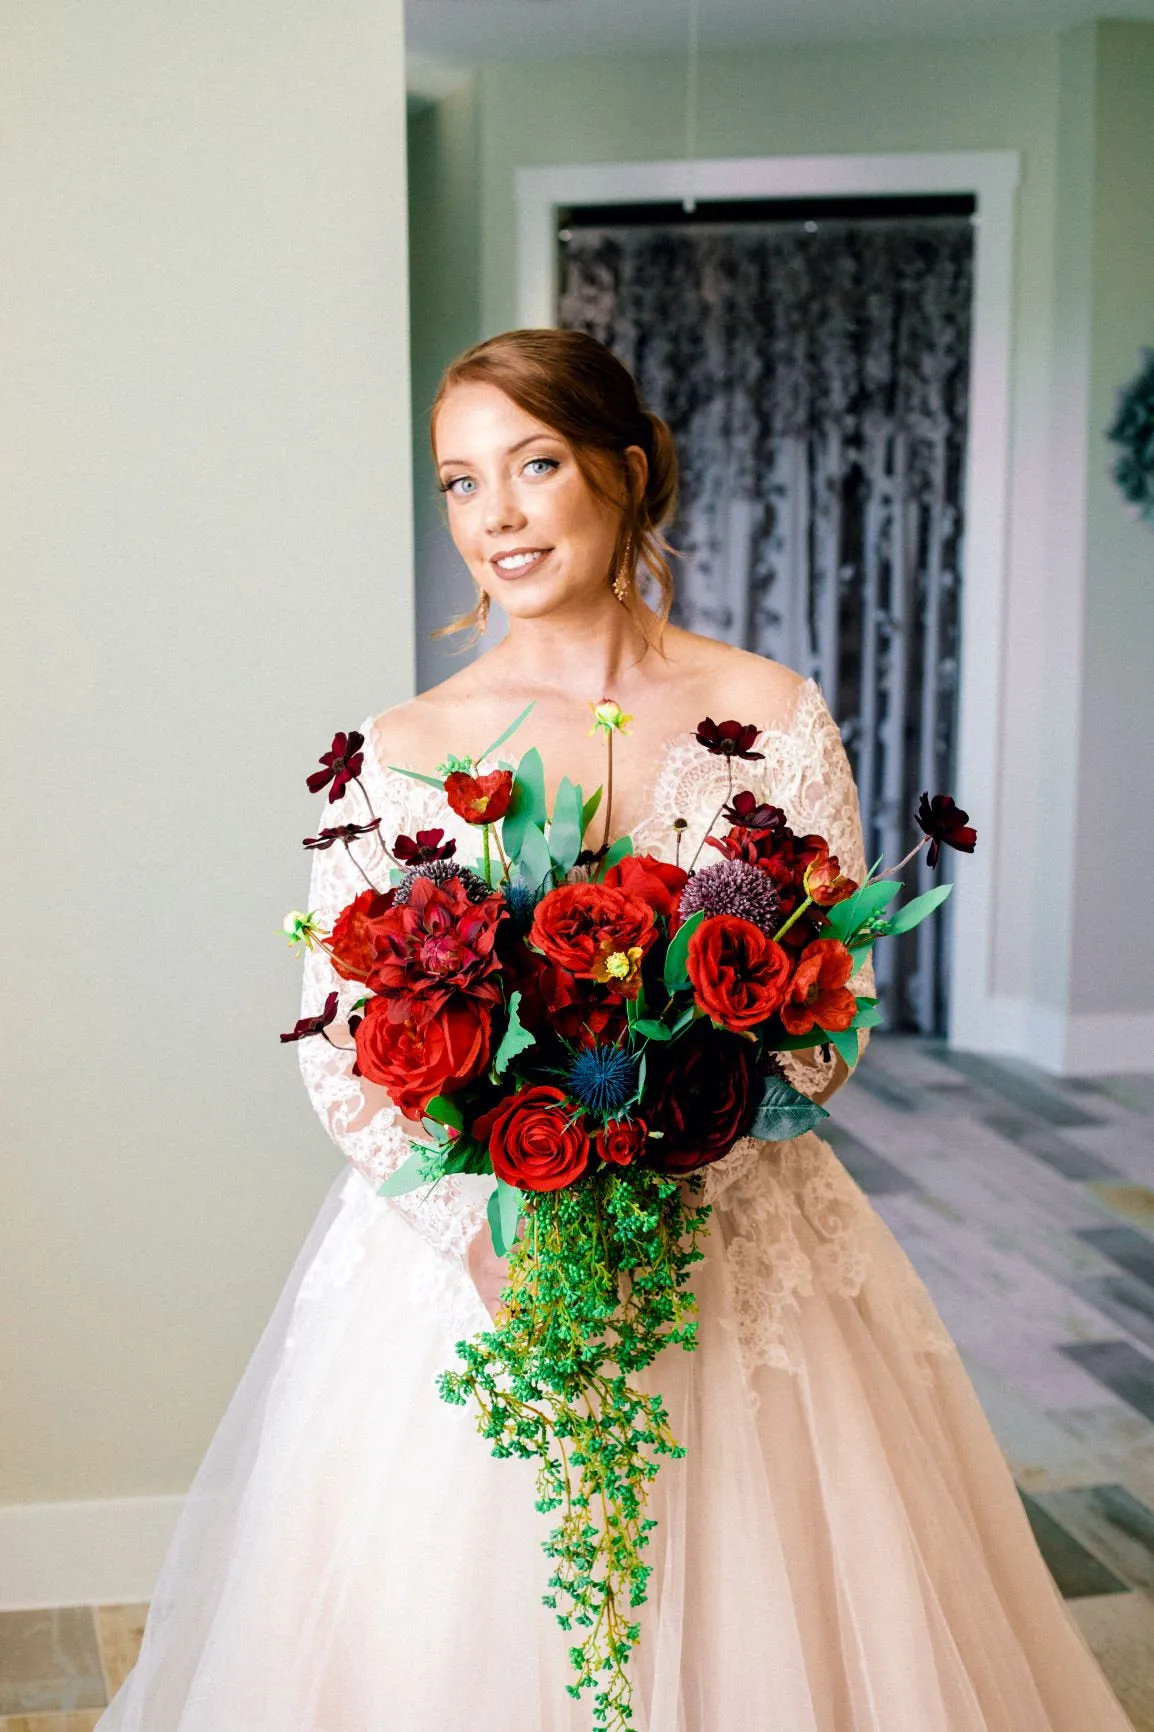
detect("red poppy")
[444,768,515,826]
[779,938,857,1036]
[916,793,978,868]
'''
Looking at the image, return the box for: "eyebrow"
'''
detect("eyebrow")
[436,432,563,471]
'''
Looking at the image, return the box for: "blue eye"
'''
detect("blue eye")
[440,475,476,496]
[525,457,559,477]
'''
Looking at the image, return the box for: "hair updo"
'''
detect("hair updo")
[428,327,680,653]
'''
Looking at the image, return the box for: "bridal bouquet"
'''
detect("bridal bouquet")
[282,700,976,1731]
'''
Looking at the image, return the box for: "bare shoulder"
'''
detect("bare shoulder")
[365,659,501,774]
[663,627,809,729]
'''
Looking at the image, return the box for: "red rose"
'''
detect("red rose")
[443,768,514,826]
[646,1026,760,1174]
[595,1117,647,1168]
[327,888,398,984]
[473,1085,591,1192]
[530,883,657,979]
[354,993,492,1121]
[779,938,857,1035]
[687,914,792,1032]
[600,853,688,920]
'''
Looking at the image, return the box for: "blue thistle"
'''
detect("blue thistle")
[565,1044,639,1117]
[501,879,541,933]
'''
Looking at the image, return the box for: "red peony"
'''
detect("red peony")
[444,768,514,826]
[645,1026,760,1173]
[473,1085,592,1192]
[779,938,858,1035]
[595,1118,648,1168]
[354,994,493,1121]
[366,874,505,1024]
[530,883,657,979]
[600,853,688,920]
[327,887,398,984]
[686,914,792,1032]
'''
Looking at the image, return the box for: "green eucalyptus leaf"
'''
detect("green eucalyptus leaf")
[630,1018,673,1041]
[493,990,536,1076]
[477,700,536,765]
[663,909,704,991]
[580,786,603,838]
[749,1075,830,1140]
[487,1177,523,1258]
[377,1144,437,1196]
[386,763,445,791]
[818,1024,859,1068]
[519,820,555,895]
[501,748,547,858]
[595,835,634,880]
[852,999,884,1029]
[422,1094,464,1131]
[549,776,585,873]
[670,1003,698,1036]
[883,882,953,934]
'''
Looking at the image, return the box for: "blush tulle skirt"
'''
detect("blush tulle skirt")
[96,1149,1135,1732]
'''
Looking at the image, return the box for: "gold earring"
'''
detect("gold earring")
[612,532,634,603]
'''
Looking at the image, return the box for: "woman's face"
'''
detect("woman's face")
[433,381,645,624]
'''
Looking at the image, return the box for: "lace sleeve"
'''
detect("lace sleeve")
[295,721,489,1272]
[772,680,876,1103]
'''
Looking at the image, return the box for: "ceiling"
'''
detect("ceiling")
[405,0,1154,100]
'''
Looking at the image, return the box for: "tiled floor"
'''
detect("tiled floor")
[2,1034,1153,1726]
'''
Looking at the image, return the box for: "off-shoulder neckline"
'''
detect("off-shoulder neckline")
[360,673,823,832]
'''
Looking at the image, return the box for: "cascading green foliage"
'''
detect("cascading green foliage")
[436,1166,712,1731]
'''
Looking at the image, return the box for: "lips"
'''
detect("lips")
[491,547,552,576]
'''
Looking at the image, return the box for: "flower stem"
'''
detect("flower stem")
[685,760,733,873]
[482,823,493,885]
[492,827,512,885]
[599,731,615,854]
[771,893,814,944]
[873,836,929,879]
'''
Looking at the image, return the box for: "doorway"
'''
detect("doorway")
[557,193,973,1035]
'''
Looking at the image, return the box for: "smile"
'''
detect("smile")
[492,548,551,575]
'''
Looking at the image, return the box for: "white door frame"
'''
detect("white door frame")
[515,150,1020,1053]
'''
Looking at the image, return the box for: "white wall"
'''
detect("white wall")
[0,0,414,1552]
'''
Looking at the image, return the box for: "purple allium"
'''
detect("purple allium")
[678,859,781,934]
[394,859,492,905]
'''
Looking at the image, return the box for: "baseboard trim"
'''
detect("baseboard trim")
[951,997,1154,1076]
[0,1493,183,1609]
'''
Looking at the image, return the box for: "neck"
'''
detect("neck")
[491,593,661,699]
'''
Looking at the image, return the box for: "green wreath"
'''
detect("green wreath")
[1107,348,1154,528]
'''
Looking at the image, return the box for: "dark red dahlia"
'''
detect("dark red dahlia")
[366,873,505,1024]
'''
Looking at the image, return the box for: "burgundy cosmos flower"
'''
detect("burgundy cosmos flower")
[721,790,786,830]
[302,819,382,851]
[916,793,978,868]
[393,827,457,864]
[694,718,764,761]
[280,990,339,1043]
[307,731,365,804]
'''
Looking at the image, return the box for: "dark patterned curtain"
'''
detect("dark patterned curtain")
[557,213,973,1035]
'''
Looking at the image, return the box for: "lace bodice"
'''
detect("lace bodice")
[297,677,955,1388]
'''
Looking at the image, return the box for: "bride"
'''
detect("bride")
[97,327,1135,1730]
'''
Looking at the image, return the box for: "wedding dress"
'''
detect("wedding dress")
[97,677,1135,1732]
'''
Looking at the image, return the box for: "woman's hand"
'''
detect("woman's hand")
[466,1225,513,1321]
